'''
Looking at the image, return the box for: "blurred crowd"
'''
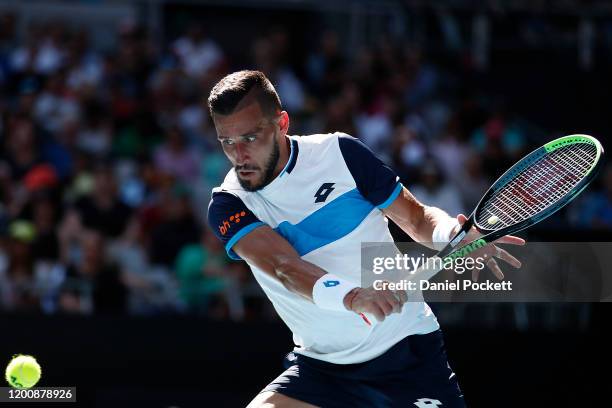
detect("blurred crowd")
[0,14,609,319]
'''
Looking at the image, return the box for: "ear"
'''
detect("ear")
[278,111,290,135]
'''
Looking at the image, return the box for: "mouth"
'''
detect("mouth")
[237,169,258,178]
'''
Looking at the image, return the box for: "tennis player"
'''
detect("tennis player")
[207,70,524,408]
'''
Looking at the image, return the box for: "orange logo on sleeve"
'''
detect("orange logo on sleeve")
[219,211,247,236]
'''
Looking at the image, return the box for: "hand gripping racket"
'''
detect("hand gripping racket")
[412,134,604,283]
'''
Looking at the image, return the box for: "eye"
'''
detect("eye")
[244,135,257,143]
[221,138,235,146]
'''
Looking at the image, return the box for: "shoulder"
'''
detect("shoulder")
[333,132,382,165]
[300,131,370,158]
[207,188,262,239]
[292,132,354,160]
[207,186,264,260]
[296,131,352,146]
[208,169,249,219]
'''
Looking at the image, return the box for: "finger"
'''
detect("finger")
[395,289,408,304]
[383,291,401,314]
[472,266,481,282]
[456,213,468,225]
[378,296,394,316]
[495,247,522,268]
[390,291,404,313]
[494,235,526,246]
[372,305,386,322]
[486,258,504,280]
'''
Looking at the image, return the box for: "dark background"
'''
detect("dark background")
[0,312,608,407]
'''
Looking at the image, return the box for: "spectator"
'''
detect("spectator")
[0,13,16,86]
[0,220,38,311]
[431,119,470,184]
[470,110,527,167]
[153,126,201,183]
[2,115,41,181]
[410,159,465,217]
[148,185,200,267]
[392,124,427,185]
[306,30,345,100]
[76,100,113,157]
[456,152,490,211]
[30,193,61,261]
[355,94,397,157]
[253,34,305,113]
[65,30,103,91]
[10,23,65,75]
[172,24,224,79]
[570,164,612,229]
[323,96,357,137]
[108,217,179,314]
[175,228,230,314]
[60,230,127,314]
[72,163,133,238]
[33,72,80,135]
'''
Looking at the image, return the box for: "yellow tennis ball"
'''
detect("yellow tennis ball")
[487,215,499,225]
[5,355,41,389]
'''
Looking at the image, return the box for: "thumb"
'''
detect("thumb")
[456,213,468,225]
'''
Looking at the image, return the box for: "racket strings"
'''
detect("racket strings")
[477,142,598,229]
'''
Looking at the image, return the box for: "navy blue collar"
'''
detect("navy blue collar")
[279,137,299,177]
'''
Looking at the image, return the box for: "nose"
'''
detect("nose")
[234,142,249,166]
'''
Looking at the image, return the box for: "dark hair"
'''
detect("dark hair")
[207,70,282,117]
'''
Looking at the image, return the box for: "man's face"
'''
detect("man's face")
[213,102,281,191]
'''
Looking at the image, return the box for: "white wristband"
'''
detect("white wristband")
[312,274,358,312]
[432,217,460,250]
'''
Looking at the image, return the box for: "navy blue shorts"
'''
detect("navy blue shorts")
[263,330,465,408]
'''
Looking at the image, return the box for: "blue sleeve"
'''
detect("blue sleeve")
[338,134,402,209]
[207,192,266,260]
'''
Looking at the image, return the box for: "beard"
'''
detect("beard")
[236,138,280,192]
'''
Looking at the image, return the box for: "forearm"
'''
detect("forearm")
[258,254,360,312]
[420,205,458,248]
[383,188,458,249]
[233,225,358,311]
[231,226,405,319]
[273,255,327,300]
[275,255,404,321]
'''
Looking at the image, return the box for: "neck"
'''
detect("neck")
[272,135,291,178]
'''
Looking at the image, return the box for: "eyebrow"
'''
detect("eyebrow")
[218,125,264,140]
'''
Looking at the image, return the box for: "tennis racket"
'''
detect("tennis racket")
[412,134,604,283]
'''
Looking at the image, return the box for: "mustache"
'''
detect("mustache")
[235,165,260,171]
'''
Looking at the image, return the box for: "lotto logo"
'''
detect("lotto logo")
[314,183,335,203]
[219,211,247,235]
[323,280,340,287]
[413,398,442,407]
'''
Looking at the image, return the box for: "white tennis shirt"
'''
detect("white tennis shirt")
[208,132,439,364]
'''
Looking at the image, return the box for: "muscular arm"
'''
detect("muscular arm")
[232,224,326,300]
[233,225,404,320]
[382,186,458,247]
[334,134,457,247]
